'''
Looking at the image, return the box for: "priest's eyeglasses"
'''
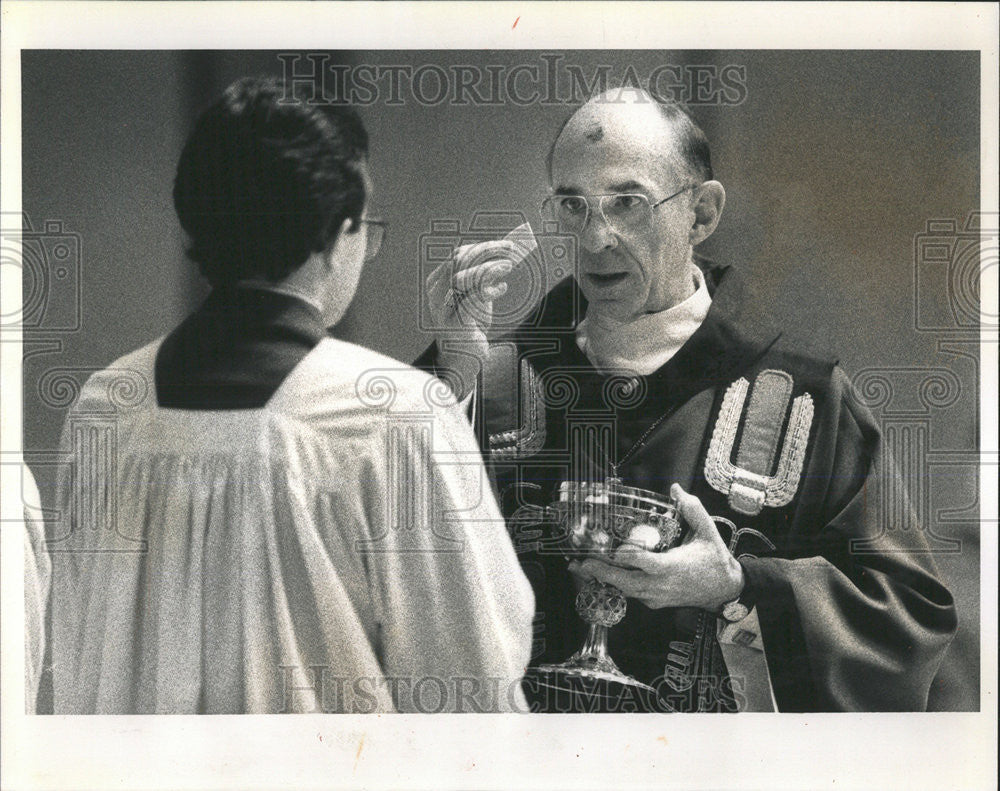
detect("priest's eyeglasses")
[359,218,388,261]
[540,186,696,236]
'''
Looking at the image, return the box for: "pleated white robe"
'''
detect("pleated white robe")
[49,336,534,713]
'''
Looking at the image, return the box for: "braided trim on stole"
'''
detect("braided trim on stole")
[764,393,814,505]
[704,377,750,495]
[488,358,546,459]
[704,375,815,514]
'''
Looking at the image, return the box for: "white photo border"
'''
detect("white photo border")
[2,3,997,789]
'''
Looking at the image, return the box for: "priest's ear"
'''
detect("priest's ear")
[688,181,726,246]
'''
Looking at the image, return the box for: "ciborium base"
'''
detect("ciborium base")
[533,659,656,694]
[526,661,661,713]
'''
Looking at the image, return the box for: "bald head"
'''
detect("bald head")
[547,88,712,187]
[543,87,725,321]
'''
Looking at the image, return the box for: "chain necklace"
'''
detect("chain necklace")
[592,401,679,481]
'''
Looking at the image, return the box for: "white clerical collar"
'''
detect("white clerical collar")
[576,264,711,376]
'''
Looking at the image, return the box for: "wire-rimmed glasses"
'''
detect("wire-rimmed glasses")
[358,218,388,261]
[540,186,695,235]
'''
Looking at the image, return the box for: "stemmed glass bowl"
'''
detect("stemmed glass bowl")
[527,478,683,696]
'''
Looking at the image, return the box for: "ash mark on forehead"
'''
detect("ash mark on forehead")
[584,124,604,144]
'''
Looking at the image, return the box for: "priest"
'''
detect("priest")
[421,88,957,712]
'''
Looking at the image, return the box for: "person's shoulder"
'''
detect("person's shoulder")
[710,259,841,390]
[767,331,840,383]
[272,337,459,424]
[73,337,162,413]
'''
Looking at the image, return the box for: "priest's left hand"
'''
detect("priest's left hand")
[569,483,744,611]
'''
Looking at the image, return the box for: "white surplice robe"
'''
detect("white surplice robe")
[49,336,534,713]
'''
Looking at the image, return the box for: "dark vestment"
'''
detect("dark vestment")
[419,261,957,712]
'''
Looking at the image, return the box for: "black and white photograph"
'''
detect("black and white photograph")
[1,3,997,789]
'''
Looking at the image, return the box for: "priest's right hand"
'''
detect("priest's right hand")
[424,240,517,400]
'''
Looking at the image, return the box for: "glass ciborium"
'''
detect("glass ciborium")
[514,478,683,699]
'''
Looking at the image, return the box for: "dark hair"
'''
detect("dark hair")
[173,77,369,288]
[545,93,713,185]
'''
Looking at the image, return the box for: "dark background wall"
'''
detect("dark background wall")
[20,50,981,710]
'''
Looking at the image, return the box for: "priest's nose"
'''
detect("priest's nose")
[580,212,619,254]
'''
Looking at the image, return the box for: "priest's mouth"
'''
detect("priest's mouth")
[586,272,630,287]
